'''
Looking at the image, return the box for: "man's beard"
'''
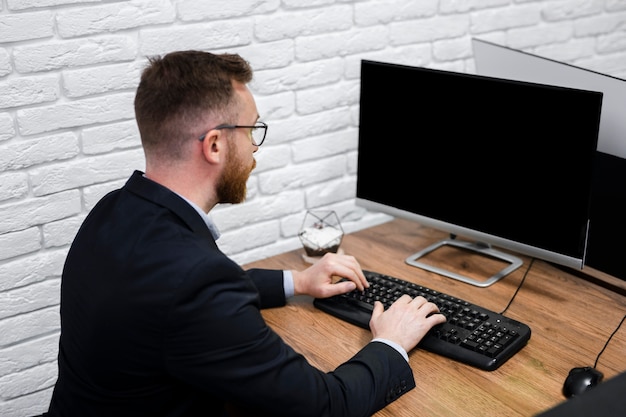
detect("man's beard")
[216,149,256,204]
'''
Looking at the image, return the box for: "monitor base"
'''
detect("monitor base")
[405,238,523,287]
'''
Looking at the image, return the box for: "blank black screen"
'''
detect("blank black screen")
[357,60,603,260]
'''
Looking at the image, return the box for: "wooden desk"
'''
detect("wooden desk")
[244,218,626,417]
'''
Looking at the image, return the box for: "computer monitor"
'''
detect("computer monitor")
[472,38,626,281]
[356,60,603,287]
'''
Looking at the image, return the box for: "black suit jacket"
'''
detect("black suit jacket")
[47,170,415,417]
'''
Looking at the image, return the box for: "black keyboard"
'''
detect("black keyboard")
[313,270,531,371]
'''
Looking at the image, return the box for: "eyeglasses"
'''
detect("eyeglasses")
[198,121,268,146]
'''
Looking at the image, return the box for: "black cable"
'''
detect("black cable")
[499,258,535,315]
[495,258,625,369]
[593,313,626,368]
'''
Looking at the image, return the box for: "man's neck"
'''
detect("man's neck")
[145,167,217,214]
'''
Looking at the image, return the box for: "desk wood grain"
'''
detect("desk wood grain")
[244,218,626,417]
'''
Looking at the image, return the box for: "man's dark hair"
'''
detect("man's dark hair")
[134,50,253,159]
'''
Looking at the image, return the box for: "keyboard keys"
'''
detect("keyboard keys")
[313,270,532,371]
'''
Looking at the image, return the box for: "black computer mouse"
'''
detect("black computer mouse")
[562,366,604,398]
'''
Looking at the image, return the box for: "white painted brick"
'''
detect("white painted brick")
[459,0,510,13]
[238,39,294,72]
[57,0,175,38]
[0,112,16,142]
[0,172,28,203]
[607,0,626,11]
[0,48,13,77]
[138,20,253,57]
[330,200,374,226]
[431,59,466,73]
[0,278,60,319]
[349,105,358,128]
[575,13,625,37]
[212,189,305,232]
[254,90,295,124]
[355,0,437,26]
[0,333,58,376]
[42,215,84,248]
[0,190,81,234]
[292,129,357,163]
[254,113,294,145]
[343,43,432,78]
[0,10,53,43]
[343,210,392,233]
[7,0,99,10]
[232,233,302,265]
[434,37,474,61]
[253,144,290,174]
[217,220,281,255]
[0,250,66,291]
[439,0,472,14]
[30,148,143,196]
[283,0,334,8]
[244,175,259,201]
[390,14,469,45]
[0,361,57,400]
[305,177,356,208]
[280,211,309,238]
[346,149,358,174]
[267,108,353,145]
[258,155,346,194]
[81,120,141,155]
[295,80,360,114]
[0,74,59,109]
[507,23,573,50]
[62,62,143,98]
[255,5,353,42]
[470,4,540,34]
[0,132,80,171]
[0,227,41,261]
[17,93,135,136]
[295,26,389,62]
[0,387,53,417]
[83,177,131,210]
[542,0,603,22]
[252,57,344,95]
[13,35,137,73]
[0,307,59,346]
[177,0,279,21]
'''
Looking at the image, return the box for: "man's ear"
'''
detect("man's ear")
[200,129,223,165]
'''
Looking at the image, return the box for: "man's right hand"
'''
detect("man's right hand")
[369,295,446,353]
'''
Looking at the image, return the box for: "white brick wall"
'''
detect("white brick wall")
[1,0,625,415]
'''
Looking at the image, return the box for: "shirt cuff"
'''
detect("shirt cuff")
[371,338,409,362]
[283,270,295,298]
